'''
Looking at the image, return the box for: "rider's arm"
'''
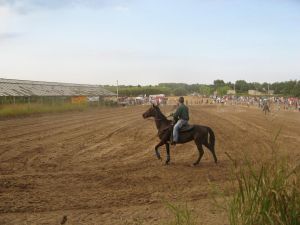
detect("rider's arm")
[173,106,181,120]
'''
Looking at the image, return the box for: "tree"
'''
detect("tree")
[173,87,188,96]
[291,81,300,97]
[199,85,212,96]
[213,79,225,88]
[217,86,230,96]
[226,82,234,90]
[235,80,249,93]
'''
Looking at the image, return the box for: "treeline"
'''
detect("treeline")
[104,80,300,97]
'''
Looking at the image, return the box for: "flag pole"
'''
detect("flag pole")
[116,80,119,100]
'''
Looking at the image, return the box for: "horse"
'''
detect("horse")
[142,104,218,165]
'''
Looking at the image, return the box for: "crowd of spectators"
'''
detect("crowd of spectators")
[212,95,300,111]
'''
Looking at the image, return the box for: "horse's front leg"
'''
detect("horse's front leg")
[165,143,170,165]
[155,141,165,160]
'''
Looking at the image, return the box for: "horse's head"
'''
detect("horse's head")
[142,104,158,119]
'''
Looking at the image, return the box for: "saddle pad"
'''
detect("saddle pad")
[180,124,194,132]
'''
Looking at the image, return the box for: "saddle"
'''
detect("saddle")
[158,123,194,138]
[179,124,194,132]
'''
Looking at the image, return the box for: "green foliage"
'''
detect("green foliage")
[164,202,196,225]
[104,79,299,97]
[159,83,189,90]
[235,80,249,93]
[214,79,225,88]
[104,85,171,96]
[199,85,213,96]
[217,86,231,96]
[173,87,188,96]
[291,81,300,97]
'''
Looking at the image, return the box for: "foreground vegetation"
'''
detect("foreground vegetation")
[165,152,299,225]
[227,152,299,225]
[164,202,196,225]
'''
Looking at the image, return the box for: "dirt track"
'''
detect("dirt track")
[0,105,299,225]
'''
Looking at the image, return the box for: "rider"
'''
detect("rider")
[171,96,189,145]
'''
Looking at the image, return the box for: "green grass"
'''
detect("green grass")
[226,152,300,225]
[164,201,196,225]
[0,99,119,119]
[0,103,89,118]
[225,127,300,225]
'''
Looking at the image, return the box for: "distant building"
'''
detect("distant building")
[248,90,263,96]
[0,78,116,104]
[227,90,236,95]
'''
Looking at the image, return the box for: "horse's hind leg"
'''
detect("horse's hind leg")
[203,142,218,164]
[194,139,204,165]
[165,143,170,165]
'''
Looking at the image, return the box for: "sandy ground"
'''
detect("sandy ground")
[0,105,299,225]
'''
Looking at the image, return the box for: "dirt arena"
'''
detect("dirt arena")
[0,105,299,225]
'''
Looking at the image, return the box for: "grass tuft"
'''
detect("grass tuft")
[164,201,196,225]
[226,152,300,225]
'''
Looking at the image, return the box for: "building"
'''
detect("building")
[248,90,263,96]
[227,90,236,95]
[0,78,116,104]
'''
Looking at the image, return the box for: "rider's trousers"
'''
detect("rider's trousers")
[173,119,188,142]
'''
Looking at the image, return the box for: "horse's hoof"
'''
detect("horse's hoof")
[165,161,170,165]
[193,162,199,166]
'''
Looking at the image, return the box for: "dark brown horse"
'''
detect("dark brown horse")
[142,104,217,165]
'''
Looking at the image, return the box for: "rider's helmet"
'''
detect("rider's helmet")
[179,96,184,103]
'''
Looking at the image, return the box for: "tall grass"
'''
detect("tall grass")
[164,201,196,225]
[0,99,119,119]
[0,103,89,118]
[226,152,300,225]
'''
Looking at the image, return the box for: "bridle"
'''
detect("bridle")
[144,107,172,122]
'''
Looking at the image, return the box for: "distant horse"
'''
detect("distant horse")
[263,104,270,115]
[142,104,217,165]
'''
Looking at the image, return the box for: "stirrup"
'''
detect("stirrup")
[170,141,177,145]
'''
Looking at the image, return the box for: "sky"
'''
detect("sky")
[0,0,300,85]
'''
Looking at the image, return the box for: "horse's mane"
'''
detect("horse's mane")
[155,106,169,121]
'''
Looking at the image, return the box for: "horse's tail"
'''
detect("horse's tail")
[207,127,217,163]
[207,127,215,150]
